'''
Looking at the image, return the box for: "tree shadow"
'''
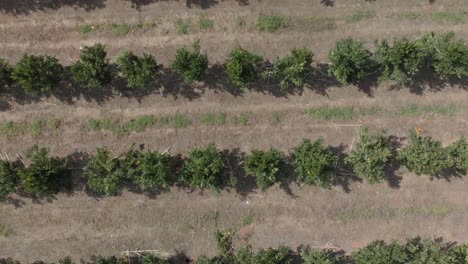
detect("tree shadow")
[320,0,335,7]
[390,71,468,95]
[223,148,256,199]
[205,64,244,97]
[159,67,203,100]
[0,0,106,15]
[385,135,404,188]
[186,0,219,9]
[331,144,362,193]
[355,71,380,97]
[307,63,342,97]
[277,157,298,198]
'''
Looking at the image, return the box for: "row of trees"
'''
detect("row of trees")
[0,128,466,199]
[0,32,466,97]
[1,237,467,264]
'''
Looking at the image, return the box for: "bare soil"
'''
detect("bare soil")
[0,0,467,262]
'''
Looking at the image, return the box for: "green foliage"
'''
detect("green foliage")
[346,128,392,184]
[352,241,408,264]
[375,38,424,85]
[72,43,112,89]
[117,51,158,88]
[18,145,71,195]
[448,137,468,172]
[85,147,128,196]
[417,32,468,79]
[329,38,375,84]
[175,18,191,34]
[199,17,214,31]
[346,10,376,23]
[200,113,226,126]
[301,249,340,264]
[12,55,64,96]
[181,143,227,190]
[58,257,74,264]
[291,139,337,188]
[0,160,17,200]
[305,106,354,120]
[244,148,283,191]
[128,150,177,190]
[225,48,262,88]
[172,41,209,83]
[0,59,13,91]
[257,13,288,32]
[249,246,291,264]
[214,228,234,257]
[398,129,453,176]
[266,48,313,89]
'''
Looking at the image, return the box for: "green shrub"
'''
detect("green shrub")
[448,137,468,172]
[18,145,71,195]
[291,139,337,188]
[346,128,392,184]
[181,143,226,190]
[172,40,208,83]
[128,150,177,190]
[12,55,64,96]
[257,13,288,32]
[245,148,283,191]
[85,147,128,196]
[250,246,291,264]
[0,160,17,200]
[398,129,453,176]
[58,257,73,264]
[418,32,468,79]
[116,51,158,88]
[352,241,408,264]
[329,38,375,84]
[375,38,425,85]
[226,48,263,88]
[72,43,113,89]
[265,48,313,89]
[0,59,13,91]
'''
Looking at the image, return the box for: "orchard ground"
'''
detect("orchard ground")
[0,0,467,262]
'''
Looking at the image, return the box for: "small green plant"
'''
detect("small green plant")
[346,127,392,184]
[301,16,337,32]
[0,160,17,200]
[292,139,337,188]
[346,10,376,23]
[109,23,131,35]
[265,48,313,89]
[329,38,375,84]
[352,241,408,264]
[200,113,226,126]
[305,106,354,120]
[271,112,282,125]
[85,147,128,196]
[0,224,15,237]
[236,112,250,126]
[399,104,457,117]
[175,18,191,34]
[398,129,453,176]
[0,58,13,91]
[245,148,283,191]
[198,17,214,31]
[172,40,209,83]
[117,50,158,88]
[397,12,424,21]
[78,24,95,34]
[181,143,227,190]
[236,17,246,28]
[226,48,263,88]
[12,55,64,96]
[432,12,466,24]
[257,13,288,32]
[214,228,235,256]
[18,145,71,195]
[72,43,113,89]
[170,112,192,129]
